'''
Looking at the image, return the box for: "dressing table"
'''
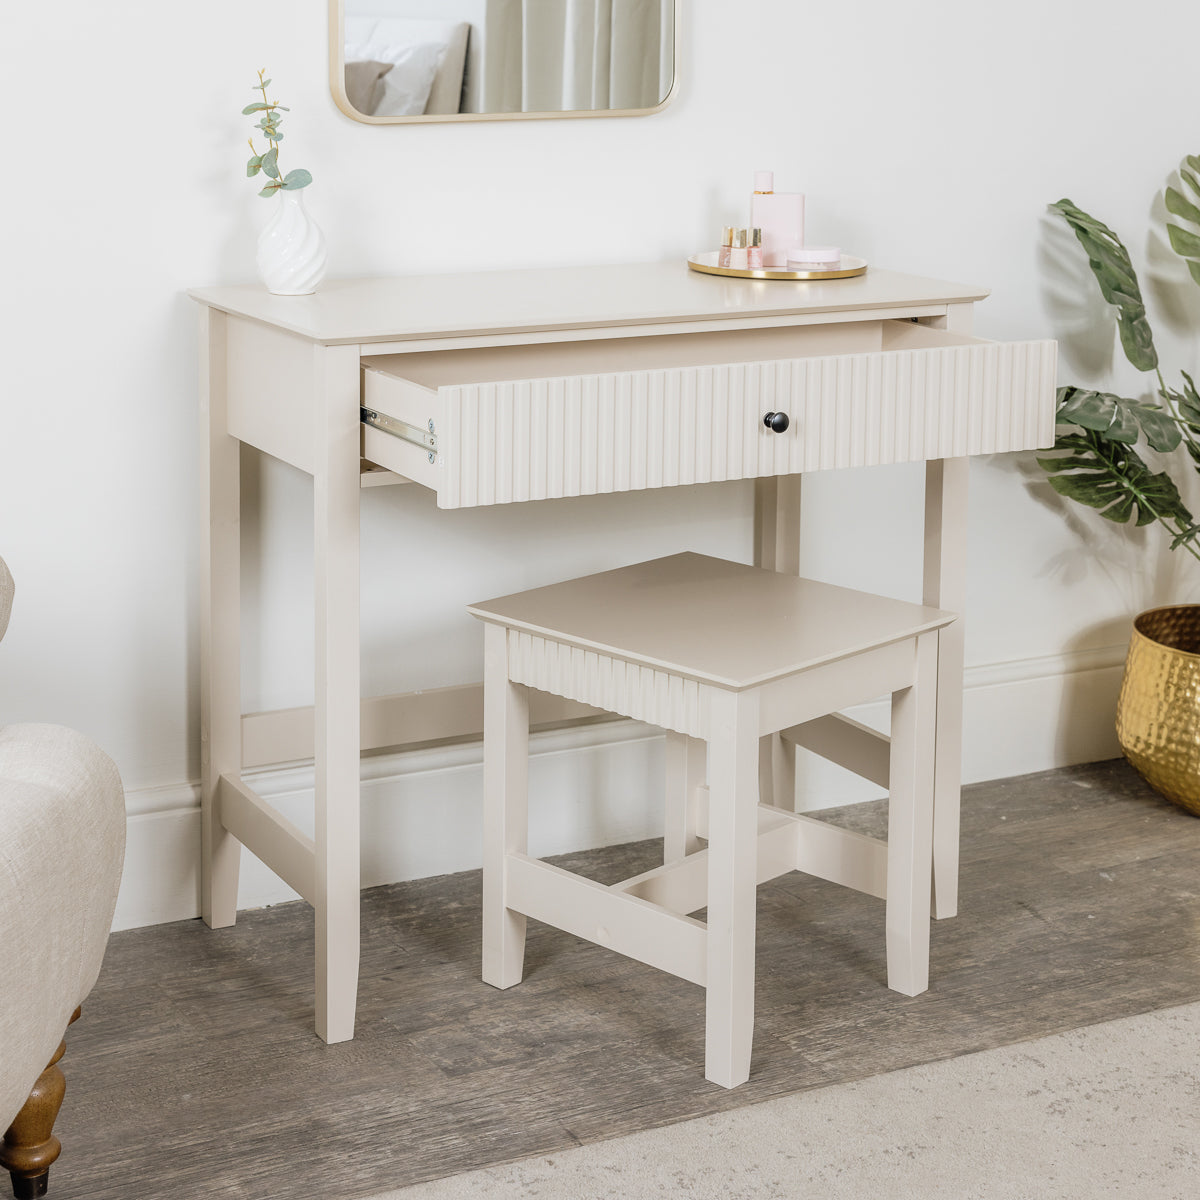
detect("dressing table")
[191,262,1056,1042]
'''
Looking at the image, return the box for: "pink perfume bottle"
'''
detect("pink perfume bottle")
[750,171,804,268]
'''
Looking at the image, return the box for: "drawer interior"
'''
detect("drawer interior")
[362,319,979,394]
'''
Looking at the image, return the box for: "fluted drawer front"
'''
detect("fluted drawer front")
[361,321,1057,509]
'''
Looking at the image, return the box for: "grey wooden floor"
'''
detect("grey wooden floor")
[47,760,1200,1200]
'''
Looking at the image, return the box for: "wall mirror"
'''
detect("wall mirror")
[330,1,678,123]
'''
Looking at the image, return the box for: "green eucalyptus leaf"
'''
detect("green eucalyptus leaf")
[281,168,312,190]
[246,156,262,177]
[1166,186,1200,226]
[243,102,269,114]
[258,183,281,197]
[1050,198,1158,372]
[261,147,279,179]
[258,79,272,88]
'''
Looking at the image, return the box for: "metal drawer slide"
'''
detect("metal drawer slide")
[360,406,437,453]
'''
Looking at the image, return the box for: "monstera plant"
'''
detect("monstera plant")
[1043,156,1200,813]
[1041,157,1200,559]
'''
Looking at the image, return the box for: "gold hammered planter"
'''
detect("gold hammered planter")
[1116,606,1200,814]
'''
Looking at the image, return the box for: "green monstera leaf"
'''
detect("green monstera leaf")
[1056,386,1180,452]
[1039,429,1193,530]
[1166,154,1200,288]
[1050,198,1158,373]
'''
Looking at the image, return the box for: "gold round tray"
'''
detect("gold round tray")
[687,251,868,281]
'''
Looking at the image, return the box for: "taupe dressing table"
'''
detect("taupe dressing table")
[191,262,1056,1041]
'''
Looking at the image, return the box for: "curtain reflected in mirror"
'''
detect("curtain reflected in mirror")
[336,0,676,122]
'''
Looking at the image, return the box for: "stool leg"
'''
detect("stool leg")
[482,623,529,990]
[704,690,760,1089]
[664,733,705,862]
[885,631,938,996]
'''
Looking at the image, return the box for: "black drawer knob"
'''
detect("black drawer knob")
[763,412,790,433]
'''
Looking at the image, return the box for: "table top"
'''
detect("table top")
[468,553,954,690]
[189,262,989,346]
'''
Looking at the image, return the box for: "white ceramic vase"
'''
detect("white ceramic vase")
[256,189,327,296]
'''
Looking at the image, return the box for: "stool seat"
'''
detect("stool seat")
[470,553,955,1089]
[469,552,951,690]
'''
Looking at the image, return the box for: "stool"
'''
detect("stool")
[468,552,954,1088]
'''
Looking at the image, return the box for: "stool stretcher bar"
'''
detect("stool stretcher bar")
[505,853,709,986]
[617,803,889,918]
[782,713,892,789]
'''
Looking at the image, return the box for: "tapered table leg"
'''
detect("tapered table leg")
[754,476,802,811]
[200,307,242,929]
[312,343,362,1043]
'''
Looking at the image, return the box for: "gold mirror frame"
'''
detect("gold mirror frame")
[329,0,680,124]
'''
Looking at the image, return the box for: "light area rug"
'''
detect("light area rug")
[369,1002,1200,1200]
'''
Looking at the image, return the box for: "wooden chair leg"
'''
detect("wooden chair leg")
[704,692,760,1089]
[885,632,937,997]
[1,1008,80,1200]
[482,623,529,990]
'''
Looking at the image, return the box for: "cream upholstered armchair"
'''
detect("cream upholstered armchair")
[0,556,126,1199]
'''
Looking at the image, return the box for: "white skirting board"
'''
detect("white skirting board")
[111,645,1127,932]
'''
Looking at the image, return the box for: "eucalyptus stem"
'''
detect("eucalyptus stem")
[242,70,312,197]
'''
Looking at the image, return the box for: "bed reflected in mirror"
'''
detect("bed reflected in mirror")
[331,0,678,123]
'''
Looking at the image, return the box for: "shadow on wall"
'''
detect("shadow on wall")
[1037,209,1116,382]
[1146,179,1200,348]
[1056,625,1125,764]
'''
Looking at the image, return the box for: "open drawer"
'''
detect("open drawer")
[361,320,1056,509]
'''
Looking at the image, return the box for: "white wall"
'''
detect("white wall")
[2,0,1199,930]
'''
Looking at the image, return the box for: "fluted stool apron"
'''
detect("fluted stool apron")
[469,552,955,1088]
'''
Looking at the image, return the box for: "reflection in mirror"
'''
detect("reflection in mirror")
[335,1,677,123]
